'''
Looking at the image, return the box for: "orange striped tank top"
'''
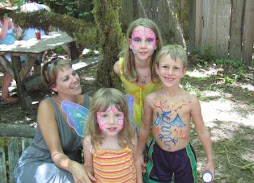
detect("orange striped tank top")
[93,144,136,183]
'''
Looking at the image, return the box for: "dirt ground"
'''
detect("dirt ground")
[0,58,253,182]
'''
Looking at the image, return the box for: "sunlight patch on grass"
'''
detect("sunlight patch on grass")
[231,82,254,92]
[186,66,221,78]
[201,90,224,97]
[186,70,209,78]
[201,99,254,127]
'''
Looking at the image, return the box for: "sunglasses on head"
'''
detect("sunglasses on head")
[42,57,61,86]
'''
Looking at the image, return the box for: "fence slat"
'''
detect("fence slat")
[21,138,32,151]
[242,0,254,65]
[229,0,245,60]
[8,137,20,183]
[0,147,8,183]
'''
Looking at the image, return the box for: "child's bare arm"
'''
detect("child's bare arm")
[137,96,153,157]
[133,136,143,183]
[191,96,215,178]
[83,136,94,175]
[113,61,120,76]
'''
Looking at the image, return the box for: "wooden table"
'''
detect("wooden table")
[0,32,75,110]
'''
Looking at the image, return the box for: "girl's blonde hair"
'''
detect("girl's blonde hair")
[41,58,72,90]
[85,88,136,147]
[122,18,163,82]
[155,45,187,68]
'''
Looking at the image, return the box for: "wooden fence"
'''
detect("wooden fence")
[0,124,35,183]
[120,0,254,65]
[189,0,254,65]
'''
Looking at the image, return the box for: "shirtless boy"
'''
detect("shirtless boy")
[137,45,214,183]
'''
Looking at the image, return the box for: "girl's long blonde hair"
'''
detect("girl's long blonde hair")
[85,88,136,147]
[122,18,163,82]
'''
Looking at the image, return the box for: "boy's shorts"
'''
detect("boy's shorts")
[143,139,197,183]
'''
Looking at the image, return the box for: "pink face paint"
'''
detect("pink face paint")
[130,26,157,53]
[97,105,124,134]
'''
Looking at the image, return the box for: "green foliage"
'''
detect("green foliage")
[215,59,246,82]
[11,10,98,47]
[55,46,64,54]
[45,0,94,22]
[189,46,215,65]
[204,46,215,60]
[223,75,236,84]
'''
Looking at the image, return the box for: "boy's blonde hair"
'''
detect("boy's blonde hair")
[41,58,72,90]
[123,18,163,82]
[155,45,187,68]
[85,88,136,147]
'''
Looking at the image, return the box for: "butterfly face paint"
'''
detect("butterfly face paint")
[96,105,124,135]
[130,26,157,54]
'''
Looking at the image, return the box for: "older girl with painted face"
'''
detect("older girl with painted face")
[114,18,163,130]
[14,58,96,183]
[83,88,142,183]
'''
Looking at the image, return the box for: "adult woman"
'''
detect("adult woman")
[14,58,96,183]
[0,17,18,103]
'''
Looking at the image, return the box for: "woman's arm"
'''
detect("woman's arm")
[38,100,95,183]
[0,18,10,39]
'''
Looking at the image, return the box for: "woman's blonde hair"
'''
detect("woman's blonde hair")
[122,18,163,82]
[155,45,187,68]
[85,88,136,147]
[41,58,72,90]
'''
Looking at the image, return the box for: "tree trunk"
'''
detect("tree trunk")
[93,0,124,87]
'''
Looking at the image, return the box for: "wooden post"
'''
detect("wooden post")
[189,0,203,52]
[189,0,196,53]
[242,0,254,65]
[201,0,231,58]
[11,56,27,110]
[229,0,245,60]
[8,137,20,183]
[0,123,35,138]
[195,0,202,49]
[201,0,217,54]
[0,147,8,183]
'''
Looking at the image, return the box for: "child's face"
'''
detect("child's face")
[96,105,124,136]
[156,55,186,88]
[130,25,157,60]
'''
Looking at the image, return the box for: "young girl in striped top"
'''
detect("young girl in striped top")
[83,88,142,183]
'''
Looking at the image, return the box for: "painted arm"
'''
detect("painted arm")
[38,100,95,183]
[191,96,215,180]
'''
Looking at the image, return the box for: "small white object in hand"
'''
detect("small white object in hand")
[202,170,213,183]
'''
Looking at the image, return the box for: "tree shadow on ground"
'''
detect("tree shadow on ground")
[190,121,254,183]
